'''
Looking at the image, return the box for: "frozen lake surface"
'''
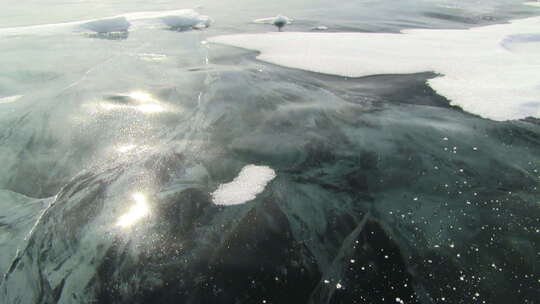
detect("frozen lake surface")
[0,1,539,303]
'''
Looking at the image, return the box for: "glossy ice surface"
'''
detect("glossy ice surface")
[0,1,539,303]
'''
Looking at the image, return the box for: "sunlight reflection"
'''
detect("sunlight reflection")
[136,103,165,113]
[116,192,151,228]
[115,144,137,153]
[95,90,167,114]
[129,91,166,113]
[98,102,122,111]
[138,53,168,62]
[128,91,155,103]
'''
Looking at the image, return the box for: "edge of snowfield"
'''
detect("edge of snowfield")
[209,16,540,121]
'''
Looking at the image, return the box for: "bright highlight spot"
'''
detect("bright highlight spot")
[212,165,276,206]
[97,91,167,114]
[136,103,165,113]
[128,91,166,113]
[116,192,150,228]
[116,144,137,153]
[128,91,154,103]
[98,102,122,111]
[138,53,168,62]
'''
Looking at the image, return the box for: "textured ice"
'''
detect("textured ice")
[0,190,48,277]
[0,51,538,302]
[210,16,540,121]
[0,2,538,303]
[212,165,276,206]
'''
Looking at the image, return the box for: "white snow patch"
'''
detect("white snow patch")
[212,165,276,206]
[209,16,540,121]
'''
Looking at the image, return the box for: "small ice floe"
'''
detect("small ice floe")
[311,26,329,31]
[79,17,130,39]
[80,16,131,33]
[161,10,213,31]
[0,95,22,104]
[253,15,293,31]
[212,165,276,206]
